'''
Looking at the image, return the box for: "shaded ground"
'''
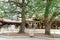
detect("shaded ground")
[1,33,60,38]
[1,29,60,38]
[1,33,29,36]
[35,33,60,38]
[0,36,59,40]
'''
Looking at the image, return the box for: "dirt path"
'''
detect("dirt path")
[1,33,60,38]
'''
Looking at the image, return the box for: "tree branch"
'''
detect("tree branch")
[8,1,22,7]
[49,12,60,24]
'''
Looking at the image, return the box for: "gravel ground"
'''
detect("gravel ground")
[0,36,60,40]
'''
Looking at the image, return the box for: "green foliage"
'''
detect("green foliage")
[0,0,60,21]
[26,0,45,19]
[0,1,19,19]
[25,0,60,21]
[0,13,8,18]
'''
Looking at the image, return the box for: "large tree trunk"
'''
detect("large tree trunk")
[19,13,26,33]
[45,22,51,35]
[44,0,52,35]
[18,0,26,33]
[18,8,26,33]
[44,17,52,35]
[44,17,51,35]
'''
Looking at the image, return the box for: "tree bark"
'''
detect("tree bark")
[18,13,26,33]
[45,23,51,35]
[18,0,26,33]
[44,0,52,35]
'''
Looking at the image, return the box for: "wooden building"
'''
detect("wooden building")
[0,18,60,29]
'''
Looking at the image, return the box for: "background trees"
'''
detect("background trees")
[0,1,19,19]
[0,0,60,35]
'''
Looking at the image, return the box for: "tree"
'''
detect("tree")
[44,0,60,35]
[27,0,60,35]
[18,0,26,33]
[8,0,29,33]
[44,0,53,35]
[0,0,60,35]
